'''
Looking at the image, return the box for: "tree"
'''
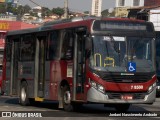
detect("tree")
[17,5,25,16]
[6,3,13,13]
[84,11,90,15]
[41,7,52,18]
[101,9,115,17]
[52,7,64,17]
[0,3,6,14]
[23,5,31,13]
[101,9,109,17]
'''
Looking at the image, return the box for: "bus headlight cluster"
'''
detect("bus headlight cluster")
[90,80,105,94]
[148,82,156,93]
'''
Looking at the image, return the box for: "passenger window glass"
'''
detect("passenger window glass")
[47,31,60,60]
[61,31,74,60]
[20,35,35,61]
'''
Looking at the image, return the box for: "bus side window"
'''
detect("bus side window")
[20,35,35,61]
[6,38,12,62]
[47,31,59,60]
[61,31,74,60]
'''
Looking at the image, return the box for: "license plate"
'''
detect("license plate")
[121,95,133,100]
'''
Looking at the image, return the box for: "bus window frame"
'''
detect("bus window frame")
[19,34,36,62]
[46,30,61,61]
[61,29,74,60]
[6,36,21,62]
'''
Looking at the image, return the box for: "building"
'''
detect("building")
[114,0,144,17]
[115,0,144,7]
[144,0,160,6]
[128,5,160,31]
[91,0,102,16]
[0,15,17,21]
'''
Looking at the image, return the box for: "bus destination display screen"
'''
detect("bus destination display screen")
[93,20,154,32]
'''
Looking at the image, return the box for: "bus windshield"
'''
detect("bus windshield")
[90,35,155,73]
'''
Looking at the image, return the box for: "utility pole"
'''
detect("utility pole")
[64,0,69,19]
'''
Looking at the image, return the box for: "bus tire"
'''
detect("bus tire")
[62,85,73,112]
[115,104,130,112]
[19,82,29,106]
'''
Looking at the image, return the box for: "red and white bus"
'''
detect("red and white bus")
[2,17,157,111]
[0,31,6,94]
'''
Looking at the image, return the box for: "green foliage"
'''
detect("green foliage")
[23,5,31,13]
[101,9,115,17]
[41,7,52,18]
[101,9,109,17]
[0,3,6,14]
[0,3,64,18]
[0,3,31,15]
[17,5,25,15]
[84,11,89,14]
[52,7,64,17]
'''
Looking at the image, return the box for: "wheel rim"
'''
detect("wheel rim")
[64,91,71,104]
[21,87,26,102]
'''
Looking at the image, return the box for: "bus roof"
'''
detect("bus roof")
[6,16,152,36]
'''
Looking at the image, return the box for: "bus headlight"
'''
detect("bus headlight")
[148,85,153,93]
[97,84,105,93]
[90,80,105,94]
[153,82,156,88]
[90,80,97,89]
[148,82,156,93]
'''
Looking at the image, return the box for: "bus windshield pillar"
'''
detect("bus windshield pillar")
[73,33,78,101]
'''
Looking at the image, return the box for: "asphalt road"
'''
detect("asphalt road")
[0,96,160,120]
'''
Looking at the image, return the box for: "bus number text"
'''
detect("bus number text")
[131,85,143,90]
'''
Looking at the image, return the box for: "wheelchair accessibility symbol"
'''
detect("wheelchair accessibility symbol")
[128,62,136,72]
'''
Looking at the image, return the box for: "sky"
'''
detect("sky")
[18,0,115,12]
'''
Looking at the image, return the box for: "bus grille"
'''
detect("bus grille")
[97,72,154,83]
[107,92,146,99]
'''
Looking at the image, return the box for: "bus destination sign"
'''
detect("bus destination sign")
[93,20,153,32]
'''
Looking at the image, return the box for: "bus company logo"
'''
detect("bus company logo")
[2,112,11,117]
[1,112,42,117]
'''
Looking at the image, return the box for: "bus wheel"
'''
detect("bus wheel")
[62,86,73,112]
[115,104,130,112]
[19,82,29,106]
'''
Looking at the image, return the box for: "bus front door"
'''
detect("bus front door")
[35,36,46,99]
[74,33,86,100]
[10,38,19,95]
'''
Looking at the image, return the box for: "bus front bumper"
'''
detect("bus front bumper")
[87,87,156,104]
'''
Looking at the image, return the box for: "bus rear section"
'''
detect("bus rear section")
[2,17,157,112]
